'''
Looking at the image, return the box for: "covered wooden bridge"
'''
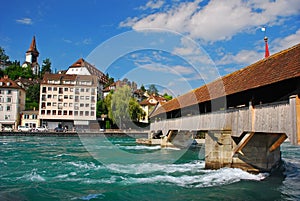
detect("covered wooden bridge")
[149,43,300,172]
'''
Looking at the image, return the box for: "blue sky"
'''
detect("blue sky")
[1,0,299,96]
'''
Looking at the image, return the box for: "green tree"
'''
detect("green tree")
[108,85,145,128]
[0,47,11,65]
[104,73,114,88]
[163,93,173,101]
[25,83,40,110]
[96,99,108,117]
[140,84,146,92]
[129,97,145,122]
[41,58,52,78]
[148,84,158,95]
[4,61,22,80]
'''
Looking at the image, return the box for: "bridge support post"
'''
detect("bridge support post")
[205,130,287,173]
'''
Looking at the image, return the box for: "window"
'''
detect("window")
[69,111,73,115]
[58,103,63,109]
[6,97,11,102]
[80,96,84,100]
[63,110,67,115]
[69,103,73,107]
[47,94,52,99]
[80,103,84,107]
[59,88,63,94]
[48,87,52,91]
[32,115,37,119]
[86,96,89,100]
[7,90,11,94]
[86,88,89,93]
[42,95,46,101]
[85,111,89,116]
[64,95,68,99]
[0,105,2,111]
[64,88,68,92]
[70,88,74,92]
[80,111,84,116]
[63,103,68,107]
[41,102,46,108]
[52,110,56,115]
[6,105,11,111]
[47,102,51,106]
[53,102,57,107]
[47,110,51,115]
[80,88,84,92]
[5,115,10,120]
[42,87,46,93]
[85,103,89,107]
[24,114,29,119]
[69,95,73,99]
[41,110,45,115]
[74,111,78,116]
[53,87,57,91]
[53,95,57,99]
[58,110,62,115]
[91,111,95,116]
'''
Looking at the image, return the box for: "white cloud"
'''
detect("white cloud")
[271,29,300,52]
[138,62,194,75]
[217,50,262,66]
[216,29,300,67]
[16,18,33,25]
[121,0,300,42]
[139,0,164,10]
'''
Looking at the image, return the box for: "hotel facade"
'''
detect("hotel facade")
[39,74,99,130]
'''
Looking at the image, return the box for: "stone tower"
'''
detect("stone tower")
[22,36,40,75]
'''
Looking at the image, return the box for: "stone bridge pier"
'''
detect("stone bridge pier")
[205,130,286,173]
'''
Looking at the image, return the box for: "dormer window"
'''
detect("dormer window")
[6,82,10,86]
[0,82,2,86]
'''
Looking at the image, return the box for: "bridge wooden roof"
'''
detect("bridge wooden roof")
[151,43,300,117]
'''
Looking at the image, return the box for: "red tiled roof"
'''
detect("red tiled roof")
[0,76,24,90]
[151,43,300,117]
[42,73,97,85]
[26,36,39,54]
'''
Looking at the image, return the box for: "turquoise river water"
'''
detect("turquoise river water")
[0,135,299,201]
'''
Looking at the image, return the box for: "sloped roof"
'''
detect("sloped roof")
[140,95,167,106]
[151,43,300,117]
[0,75,25,90]
[42,73,98,86]
[69,58,108,84]
[26,36,39,54]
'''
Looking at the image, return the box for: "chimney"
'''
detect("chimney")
[264,36,270,58]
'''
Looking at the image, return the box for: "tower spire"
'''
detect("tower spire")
[27,36,39,54]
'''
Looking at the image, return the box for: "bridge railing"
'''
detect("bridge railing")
[150,97,298,144]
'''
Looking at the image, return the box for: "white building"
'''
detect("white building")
[0,75,26,130]
[66,58,108,99]
[39,74,99,130]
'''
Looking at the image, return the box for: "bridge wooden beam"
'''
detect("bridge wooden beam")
[269,133,287,152]
[232,132,254,157]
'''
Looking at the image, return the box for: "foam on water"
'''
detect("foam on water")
[67,161,103,170]
[106,161,205,174]
[123,167,268,188]
[118,145,161,150]
[20,169,46,182]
